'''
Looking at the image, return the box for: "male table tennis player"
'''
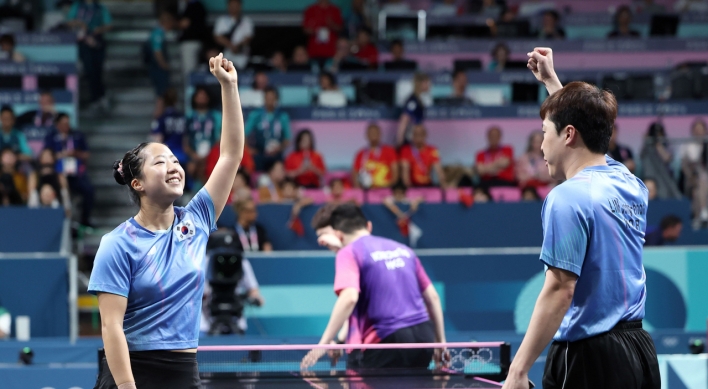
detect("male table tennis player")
[302,203,447,370]
[502,48,660,389]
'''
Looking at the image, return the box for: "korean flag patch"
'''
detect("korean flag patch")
[174,219,196,241]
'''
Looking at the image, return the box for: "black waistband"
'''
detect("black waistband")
[611,320,643,331]
[99,348,197,362]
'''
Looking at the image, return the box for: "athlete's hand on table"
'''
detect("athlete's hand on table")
[501,372,530,389]
[432,348,450,370]
[209,52,238,85]
[327,341,344,367]
[301,348,327,370]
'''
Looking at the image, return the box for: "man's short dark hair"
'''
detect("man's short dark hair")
[390,39,404,50]
[660,215,682,231]
[54,112,69,124]
[311,203,338,230]
[539,81,618,154]
[264,86,279,99]
[0,105,13,115]
[330,203,368,234]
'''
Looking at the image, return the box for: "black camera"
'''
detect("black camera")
[206,230,246,335]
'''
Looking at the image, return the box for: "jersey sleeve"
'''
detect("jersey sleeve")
[415,257,432,292]
[88,235,131,297]
[539,186,590,276]
[334,245,360,295]
[186,187,217,233]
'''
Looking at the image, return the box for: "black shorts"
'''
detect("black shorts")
[94,350,202,389]
[543,321,660,389]
[347,320,436,370]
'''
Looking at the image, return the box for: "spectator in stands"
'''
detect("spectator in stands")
[477,0,504,19]
[538,10,565,40]
[674,0,708,12]
[27,148,71,214]
[44,113,94,226]
[16,93,57,156]
[343,0,370,39]
[644,177,658,200]
[608,124,636,173]
[184,87,222,184]
[289,45,314,72]
[383,181,424,221]
[245,86,292,171]
[0,299,9,339]
[286,129,327,188]
[521,186,541,201]
[679,118,708,229]
[269,51,288,73]
[213,0,254,69]
[352,123,398,189]
[0,106,32,162]
[227,170,252,204]
[400,125,447,188]
[384,39,417,70]
[608,6,641,38]
[177,0,208,78]
[303,0,343,68]
[315,72,347,107]
[488,42,510,72]
[327,177,357,205]
[475,126,516,188]
[641,122,674,197]
[148,10,176,118]
[252,71,270,92]
[206,142,255,179]
[0,33,25,62]
[231,198,273,252]
[0,149,26,205]
[353,28,378,69]
[516,130,552,188]
[258,160,287,202]
[645,215,683,246]
[324,37,363,73]
[397,73,431,146]
[318,72,339,92]
[450,69,474,104]
[633,0,666,14]
[67,0,113,113]
[151,89,188,167]
[473,186,492,203]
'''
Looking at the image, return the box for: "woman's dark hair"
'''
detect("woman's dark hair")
[191,86,212,110]
[646,122,667,146]
[294,129,316,152]
[112,142,153,205]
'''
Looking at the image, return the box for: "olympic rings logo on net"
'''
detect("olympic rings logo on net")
[447,348,494,372]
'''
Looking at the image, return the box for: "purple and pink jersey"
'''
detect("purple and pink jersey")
[334,235,432,344]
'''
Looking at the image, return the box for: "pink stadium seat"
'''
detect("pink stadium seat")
[340,189,365,204]
[366,189,392,204]
[407,188,443,203]
[445,188,473,203]
[536,186,552,199]
[302,189,329,204]
[490,187,522,202]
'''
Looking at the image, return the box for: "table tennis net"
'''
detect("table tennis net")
[197,342,510,380]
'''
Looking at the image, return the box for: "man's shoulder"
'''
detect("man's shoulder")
[546,179,592,207]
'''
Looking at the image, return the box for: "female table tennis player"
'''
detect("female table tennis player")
[87,53,244,389]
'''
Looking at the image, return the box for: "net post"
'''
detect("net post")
[500,342,511,377]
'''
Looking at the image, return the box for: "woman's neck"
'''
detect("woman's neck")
[135,202,175,231]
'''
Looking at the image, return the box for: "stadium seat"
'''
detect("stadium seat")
[489,187,521,202]
[536,186,552,199]
[341,189,365,204]
[366,189,393,204]
[317,91,348,108]
[407,188,443,203]
[239,89,265,108]
[302,189,329,204]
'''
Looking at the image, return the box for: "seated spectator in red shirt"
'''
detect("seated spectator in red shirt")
[205,141,254,179]
[352,123,398,189]
[353,28,377,69]
[303,0,343,64]
[285,129,327,188]
[516,130,553,188]
[475,126,516,188]
[400,125,447,188]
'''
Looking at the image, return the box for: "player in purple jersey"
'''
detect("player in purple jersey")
[88,54,245,389]
[302,203,447,370]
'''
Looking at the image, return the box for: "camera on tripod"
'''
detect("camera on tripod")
[206,230,253,335]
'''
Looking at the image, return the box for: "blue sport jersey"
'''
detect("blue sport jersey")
[540,155,648,342]
[88,188,216,351]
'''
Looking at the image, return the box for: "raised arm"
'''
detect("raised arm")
[527,48,563,96]
[204,54,245,219]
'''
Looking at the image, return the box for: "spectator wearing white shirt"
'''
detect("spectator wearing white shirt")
[680,119,708,229]
[213,0,254,69]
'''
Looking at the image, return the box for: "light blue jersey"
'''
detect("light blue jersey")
[540,156,648,342]
[88,188,216,351]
